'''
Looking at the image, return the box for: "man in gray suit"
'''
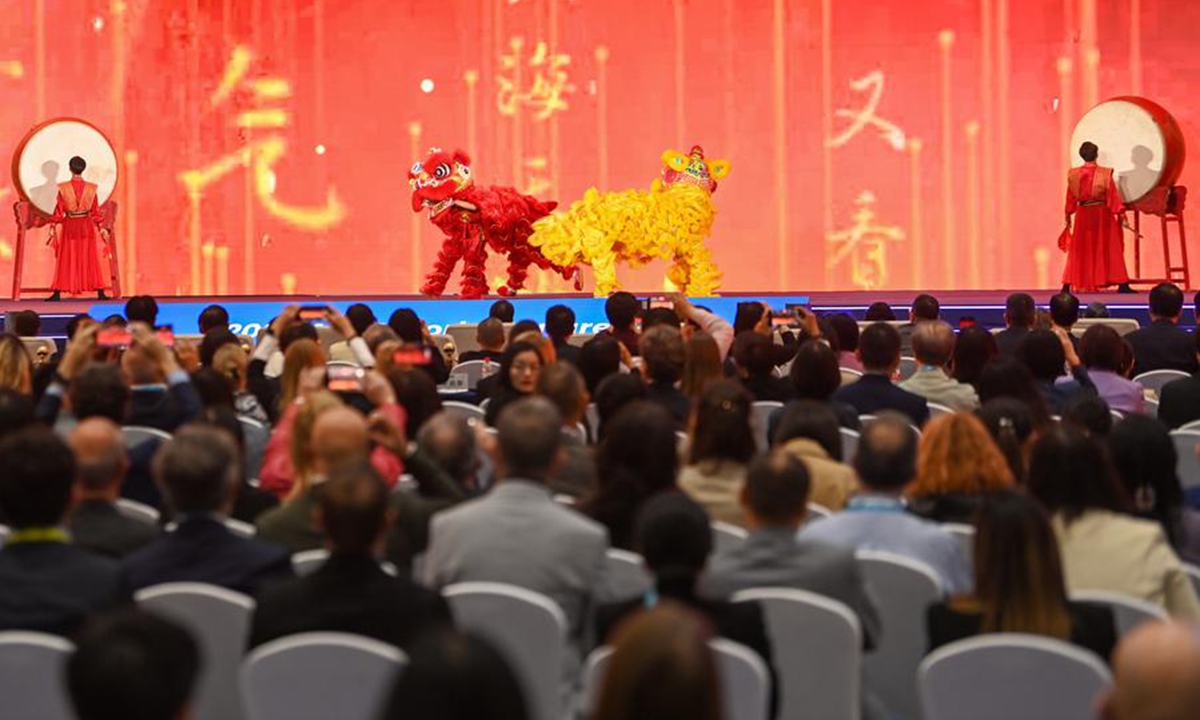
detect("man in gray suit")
[700,449,882,648]
[423,396,610,646]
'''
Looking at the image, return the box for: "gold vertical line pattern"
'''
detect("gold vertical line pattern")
[34,0,45,118]
[510,37,524,190]
[1057,57,1074,184]
[216,246,230,296]
[188,190,202,296]
[111,0,128,286]
[722,0,736,157]
[820,0,833,289]
[965,121,982,289]
[938,30,956,290]
[997,0,1013,286]
[1080,0,1099,109]
[549,0,561,199]
[465,70,480,163]
[243,146,256,294]
[481,0,492,167]
[125,149,138,296]
[314,0,326,140]
[772,0,788,290]
[673,0,686,147]
[1129,0,1142,95]
[409,122,424,293]
[595,46,610,192]
[980,0,995,284]
[187,0,201,294]
[202,243,215,296]
[494,0,506,183]
[909,138,925,289]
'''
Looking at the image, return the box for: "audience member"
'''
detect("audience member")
[67,610,199,720]
[773,400,859,510]
[679,381,755,526]
[580,335,623,395]
[1026,424,1200,620]
[592,373,647,441]
[67,418,158,558]
[124,295,159,326]
[642,306,682,332]
[801,414,971,594]
[0,429,126,635]
[599,291,641,356]
[951,325,998,390]
[593,603,721,720]
[119,324,204,431]
[122,426,292,594]
[827,313,862,371]
[863,302,896,321]
[250,461,452,649]
[906,413,1015,523]
[640,324,690,427]
[424,397,610,647]
[900,321,980,411]
[594,492,777,714]
[197,303,229,334]
[898,293,940,355]
[975,398,1033,483]
[701,450,881,647]
[9,309,41,337]
[1061,392,1115,437]
[194,406,279,524]
[417,412,482,492]
[1099,621,1200,720]
[581,401,679,549]
[1109,415,1200,565]
[0,333,33,394]
[483,341,543,426]
[545,304,582,366]
[681,332,723,402]
[388,308,451,384]
[386,367,443,437]
[669,294,735,360]
[211,342,269,423]
[189,366,236,409]
[995,293,1036,356]
[1014,328,1092,414]
[1125,283,1198,375]
[0,388,34,439]
[733,332,792,402]
[833,322,930,426]
[489,299,515,323]
[774,339,860,433]
[458,318,507,363]
[1078,325,1145,413]
[198,327,239,368]
[1085,301,1111,318]
[926,491,1116,659]
[1049,291,1081,349]
[536,363,597,498]
[380,631,529,720]
[1156,330,1200,429]
[976,355,1052,427]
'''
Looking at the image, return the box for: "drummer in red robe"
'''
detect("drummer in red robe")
[1061,142,1134,294]
[46,156,108,301]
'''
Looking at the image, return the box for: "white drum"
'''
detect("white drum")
[10,117,119,216]
[1070,97,1185,205]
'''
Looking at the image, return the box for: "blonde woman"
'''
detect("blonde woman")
[907,412,1015,523]
[0,334,33,394]
[212,343,268,424]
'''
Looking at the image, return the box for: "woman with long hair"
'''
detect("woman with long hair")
[1109,415,1200,565]
[976,356,1052,428]
[951,326,998,391]
[907,413,1016,523]
[681,333,723,402]
[1027,424,1200,620]
[483,342,544,427]
[0,334,33,395]
[212,343,269,423]
[975,398,1034,484]
[927,491,1117,659]
[678,381,756,526]
[579,401,679,549]
[277,338,326,413]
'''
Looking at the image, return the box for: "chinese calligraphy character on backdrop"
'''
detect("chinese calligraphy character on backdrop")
[826,191,906,290]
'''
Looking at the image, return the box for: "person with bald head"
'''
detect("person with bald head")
[1101,621,1200,720]
[899,321,980,411]
[67,417,159,558]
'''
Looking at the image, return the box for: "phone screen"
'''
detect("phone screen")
[393,346,433,366]
[298,306,328,321]
[97,328,132,348]
[326,366,366,392]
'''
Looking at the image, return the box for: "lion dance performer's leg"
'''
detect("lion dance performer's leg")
[458,238,490,298]
[420,237,465,297]
[498,248,537,297]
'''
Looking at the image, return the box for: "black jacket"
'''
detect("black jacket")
[1126,320,1199,376]
[121,516,292,596]
[1158,374,1200,430]
[832,373,930,427]
[0,540,127,637]
[740,375,794,404]
[927,601,1117,662]
[645,380,692,429]
[994,327,1033,357]
[68,500,159,559]
[249,553,452,650]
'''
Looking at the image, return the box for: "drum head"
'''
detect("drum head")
[10,118,119,216]
[1070,98,1184,204]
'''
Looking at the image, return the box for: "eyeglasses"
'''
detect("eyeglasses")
[511,363,540,375]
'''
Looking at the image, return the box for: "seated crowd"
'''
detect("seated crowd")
[0,286,1198,720]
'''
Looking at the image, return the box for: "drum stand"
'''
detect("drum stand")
[10,200,121,300]
[1130,185,1190,290]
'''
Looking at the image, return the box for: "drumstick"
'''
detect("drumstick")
[1119,216,1146,241]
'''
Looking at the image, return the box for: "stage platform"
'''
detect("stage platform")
[2,289,1192,342]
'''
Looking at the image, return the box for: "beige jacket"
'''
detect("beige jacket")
[1053,510,1200,621]
[679,459,748,527]
[780,437,860,511]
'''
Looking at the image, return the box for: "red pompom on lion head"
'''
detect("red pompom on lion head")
[408,148,474,214]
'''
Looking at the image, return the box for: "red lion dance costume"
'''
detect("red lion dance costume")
[408,148,579,297]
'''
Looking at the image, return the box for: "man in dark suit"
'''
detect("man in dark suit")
[833,322,930,426]
[546,305,583,367]
[0,429,126,636]
[995,293,1037,356]
[122,426,292,595]
[1126,283,1199,376]
[67,418,158,558]
[456,318,507,364]
[1157,331,1200,430]
[250,461,452,649]
[640,325,691,428]
[594,492,778,717]
[700,450,881,648]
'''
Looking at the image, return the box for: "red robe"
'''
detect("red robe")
[1062,163,1130,292]
[50,177,106,294]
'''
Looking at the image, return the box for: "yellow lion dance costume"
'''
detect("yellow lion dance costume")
[529,145,730,297]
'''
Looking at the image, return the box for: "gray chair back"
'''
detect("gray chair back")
[711,521,749,555]
[751,401,784,451]
[238,416,270,483]
[121,425,172,450]
[448,360,493,390]
[443,400,486,424]
[136,582,255,720]
[839,427,860,464]
[919,634,1111,720]
[0,631,74,720]
[241,632,405,720]
[114,498,161,526]
[1133,369,1191,397]
[1070,590,1168,636]
[602,548,653,601]
[1171,430,1200,490]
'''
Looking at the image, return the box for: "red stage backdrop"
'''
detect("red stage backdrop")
[0,0,1196,296]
